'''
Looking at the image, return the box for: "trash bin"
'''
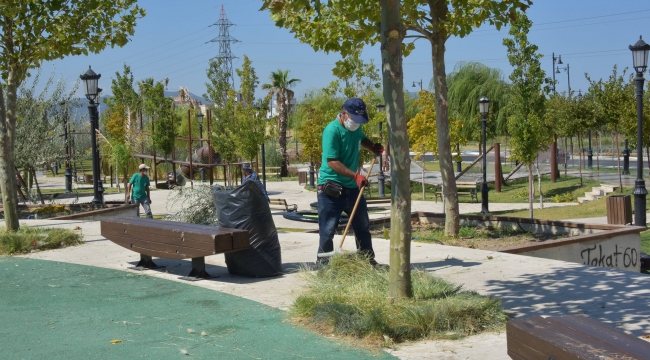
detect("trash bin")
[298,171,307,185]
[606,195,632,225]
[84,174,93,184]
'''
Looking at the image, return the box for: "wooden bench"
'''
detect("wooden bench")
[434,182,478,203]
[101,217,250,281]
[365,197,391,205]
[507,315,650,359]
[268,198,297,212]
[265,167,282,181]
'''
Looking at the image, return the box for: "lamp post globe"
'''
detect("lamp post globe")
[478,96,490,214]
[629,36,650,227]
[80,66,103,205]
[197,112,205,182]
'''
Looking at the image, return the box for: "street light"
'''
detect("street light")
[479,96,490,214]
[551,53,562,94]
[412,80,423,91]
[556,62,571,94]
[197,111,205,182]
[375,103,386,197]
[629,35,650,227]
[79,66,103,205]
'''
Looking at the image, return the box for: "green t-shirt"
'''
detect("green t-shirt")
[129,173,151,200]
[318,119,366,189]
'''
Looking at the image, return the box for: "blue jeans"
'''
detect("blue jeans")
[317,186,374,262]
[133,199,153,219]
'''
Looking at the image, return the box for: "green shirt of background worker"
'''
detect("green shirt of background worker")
[127,163,153,219]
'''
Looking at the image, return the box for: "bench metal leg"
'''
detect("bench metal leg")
[129,254,165,271]
[179,257,213,281]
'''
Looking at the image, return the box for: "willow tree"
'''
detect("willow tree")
[261,0,532,238]
[0,0,145,230]
[447,62,512,146]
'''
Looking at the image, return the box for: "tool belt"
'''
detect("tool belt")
[321,180,343,198]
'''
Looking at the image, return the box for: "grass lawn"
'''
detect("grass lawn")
[490,185,649,220]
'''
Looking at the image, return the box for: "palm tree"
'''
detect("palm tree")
[262,69,300,177]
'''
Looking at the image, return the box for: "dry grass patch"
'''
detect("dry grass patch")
[291,255,506,345]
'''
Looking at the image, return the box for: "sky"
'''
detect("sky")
[45,0,650,102]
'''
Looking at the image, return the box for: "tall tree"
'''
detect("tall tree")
[0,0,145,230]
[503,14,551,219]
[15,70,78,201]
[204,58,238,183]
[587,66,634,192]
[261,0,532,237]
[235,55,272,162]
[261,69,300,177]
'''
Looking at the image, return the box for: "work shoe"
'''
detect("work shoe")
[369,259,389,271]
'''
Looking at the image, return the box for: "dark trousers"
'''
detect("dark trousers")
[317,186,374,261]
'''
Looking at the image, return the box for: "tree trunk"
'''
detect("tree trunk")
[0,75,20,231]
[278,92,289,177]
[380,0,412,299]
[564,137,568,177]
[578,133,583,187]
[429,3,459,237]
[646,146,649,178]
[528,165,534,219]
[596,131,600,170]
[615,130,623,193]
[536,159,543,209]
[30,168,44,205]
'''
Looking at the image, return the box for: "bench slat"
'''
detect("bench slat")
[101,218,246,243]
[109,235,218,259]
[102,227,230,252]
[507,316,650,360]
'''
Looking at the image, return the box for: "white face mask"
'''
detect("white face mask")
[343,118,360,132]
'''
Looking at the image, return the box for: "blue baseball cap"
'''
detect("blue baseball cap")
[342,98,369,124]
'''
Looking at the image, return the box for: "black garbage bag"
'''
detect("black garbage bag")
[213,182,282,277]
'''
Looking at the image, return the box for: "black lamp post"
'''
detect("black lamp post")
[479,96,490,214]
[552,53,561,94]
[375,103,386,197]
[80,66,103,205]
[556,62,571,94]
[412,80,423,91]
[630,35,650,227]
[197,112,205,182]
[59,101,72,193]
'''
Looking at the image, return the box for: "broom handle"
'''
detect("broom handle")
[337,156,377,249]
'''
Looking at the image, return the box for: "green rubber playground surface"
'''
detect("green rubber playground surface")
[0,257,394,359]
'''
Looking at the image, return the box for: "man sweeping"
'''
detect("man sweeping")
[242,162,269,201]
[316,98,383,266]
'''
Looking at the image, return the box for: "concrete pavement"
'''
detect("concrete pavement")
[16,169,650,358]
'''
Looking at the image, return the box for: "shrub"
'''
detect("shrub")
[0,226,83,255]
